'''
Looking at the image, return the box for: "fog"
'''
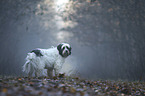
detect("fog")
[0,0,145,81]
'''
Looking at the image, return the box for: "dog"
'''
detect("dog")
[22,43,71,78]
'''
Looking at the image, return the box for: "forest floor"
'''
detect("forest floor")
[0,74,145,96]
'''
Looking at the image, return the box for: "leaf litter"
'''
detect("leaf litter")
[0,74,145,96]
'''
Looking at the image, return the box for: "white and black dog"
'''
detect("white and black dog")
[22,43,71,78]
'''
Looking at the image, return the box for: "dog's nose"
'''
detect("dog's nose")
[65,50,69,54]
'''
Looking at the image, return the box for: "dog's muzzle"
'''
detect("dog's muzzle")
[62,50,70,57]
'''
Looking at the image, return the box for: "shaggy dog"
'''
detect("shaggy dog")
[22,43,71,78]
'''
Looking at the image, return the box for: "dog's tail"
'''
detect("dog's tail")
[22,53,35,74]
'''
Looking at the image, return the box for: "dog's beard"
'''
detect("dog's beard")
[62,50,69,57]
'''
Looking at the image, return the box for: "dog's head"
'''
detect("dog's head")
[57,43,72,58]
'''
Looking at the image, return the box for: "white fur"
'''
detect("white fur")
[23,46,68,77]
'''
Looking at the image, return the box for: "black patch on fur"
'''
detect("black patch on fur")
[31,49,43,57]
[57,44,63,57]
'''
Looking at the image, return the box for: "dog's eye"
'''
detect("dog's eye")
[62,47,65,50]
[66,46,69,49]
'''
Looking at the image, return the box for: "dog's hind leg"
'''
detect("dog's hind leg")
[47,69,53,78]
[34,69,41,77]
[28,70,33,77]
[28,63,35,77]
[35,72,38,77]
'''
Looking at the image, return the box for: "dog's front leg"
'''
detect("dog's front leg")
[47,69,53,78]
[54,68,59,77]
[54,66,61,77]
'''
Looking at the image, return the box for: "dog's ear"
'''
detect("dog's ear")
[57,44,63,56]
[68,47,72,55]
[69,51,71,55]
[69,47,72,51]
[57,44,63,51]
